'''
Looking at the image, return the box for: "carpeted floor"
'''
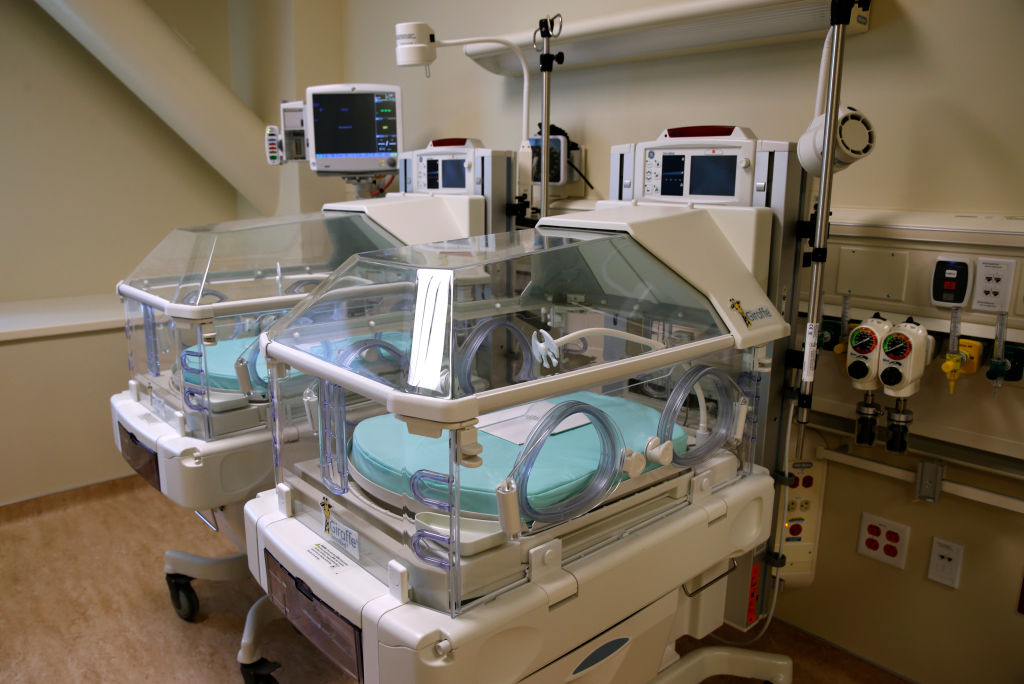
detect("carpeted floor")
[0,476,907,683]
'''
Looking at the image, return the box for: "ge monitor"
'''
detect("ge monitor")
[306,84,402,175]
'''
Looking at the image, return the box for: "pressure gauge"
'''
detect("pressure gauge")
[882,332,911,361]
[850,327,878,355]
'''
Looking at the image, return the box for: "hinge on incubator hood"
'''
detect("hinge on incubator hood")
[689,468,728,524]
[528,539,577,606]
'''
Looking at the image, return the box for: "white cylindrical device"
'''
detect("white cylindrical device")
[395,22,436,66]
[798,105,875,176]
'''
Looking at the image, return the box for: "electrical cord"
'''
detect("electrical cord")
[709,402,795,646]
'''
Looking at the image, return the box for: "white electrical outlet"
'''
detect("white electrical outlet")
[857,512,910,569]
[927,536,965,589]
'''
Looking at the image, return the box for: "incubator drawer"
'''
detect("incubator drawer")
[118,422,160,491]
[265,550,363,681]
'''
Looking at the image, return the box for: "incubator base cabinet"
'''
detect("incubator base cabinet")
[242,204,793,682]
[110,194,491,621]
[245,460,783,683]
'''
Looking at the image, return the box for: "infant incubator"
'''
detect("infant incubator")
[111,195,483,621]
[245,203,794,683]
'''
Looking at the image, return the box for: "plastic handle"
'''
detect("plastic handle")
[180,349,204,375]
[182,387,206,411]
[409,470,453,512]
[410,529,451,569]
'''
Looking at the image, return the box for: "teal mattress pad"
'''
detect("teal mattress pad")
[350,391,687,516]
[182,331,410,392]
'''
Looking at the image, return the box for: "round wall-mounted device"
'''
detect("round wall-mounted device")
[798,105,875,176]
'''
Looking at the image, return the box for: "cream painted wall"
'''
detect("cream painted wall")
[777,460,1024,683]
[0,0,240,303]
[0,329,134,504]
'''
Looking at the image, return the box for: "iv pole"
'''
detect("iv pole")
[766,0,872,591]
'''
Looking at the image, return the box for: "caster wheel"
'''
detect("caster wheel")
[240,657,280,684]
[165,573,199,622]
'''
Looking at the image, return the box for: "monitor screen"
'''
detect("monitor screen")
[689,155,737,196]
[307,87,400,174]
[660,154,686,196]
[426,159,440,189]
[441,159,466,188]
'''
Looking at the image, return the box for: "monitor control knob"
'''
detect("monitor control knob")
[387,158,397,167]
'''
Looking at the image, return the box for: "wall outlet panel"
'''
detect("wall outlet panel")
[857,512,911,569]
[927,536,965,589]
[971,256,1016,313]
[780,454,828,587]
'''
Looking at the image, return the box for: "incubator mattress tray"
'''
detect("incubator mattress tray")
[350,391,687,516]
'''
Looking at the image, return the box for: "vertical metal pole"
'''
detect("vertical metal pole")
[540,33,551,218]
[797,23,846,425]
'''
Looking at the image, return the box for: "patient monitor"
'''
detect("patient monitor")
[267,84,402,176]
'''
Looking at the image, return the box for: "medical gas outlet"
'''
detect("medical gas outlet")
[846,314,891,445]
[931,257,973,395]
[879,319,930,397]
[879,318,932,453]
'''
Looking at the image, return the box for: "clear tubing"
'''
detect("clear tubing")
[658,365,743,468]
[511,400,624,523]
[335,338,407,387]
[457,318,535,394]
[994,312,1008,360]
[948,306,962,353]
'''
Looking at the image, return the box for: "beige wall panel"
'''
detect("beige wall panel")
[0,330,132,505]
[776,461,1024,683]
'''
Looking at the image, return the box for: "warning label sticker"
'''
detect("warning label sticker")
[306,543,349,572]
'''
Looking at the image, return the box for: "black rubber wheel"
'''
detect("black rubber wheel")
[165,573,199,622]
[240,657,280,684]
